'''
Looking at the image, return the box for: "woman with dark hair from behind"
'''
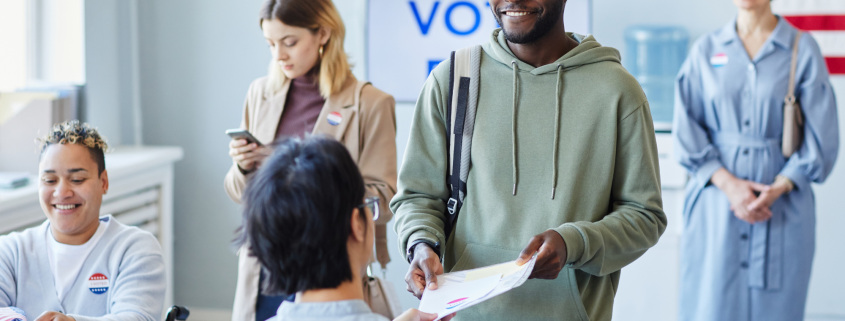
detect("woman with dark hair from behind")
[235,136,452,321]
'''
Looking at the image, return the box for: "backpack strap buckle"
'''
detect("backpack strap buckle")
[446,198,458,215]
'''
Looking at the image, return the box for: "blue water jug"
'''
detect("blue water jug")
[624,26,688,130]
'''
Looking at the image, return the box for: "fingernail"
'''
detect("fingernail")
[429,282,437,289]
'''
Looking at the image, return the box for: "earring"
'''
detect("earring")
[318,45,324,58]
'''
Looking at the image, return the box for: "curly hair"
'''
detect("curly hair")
[38,120,109,175]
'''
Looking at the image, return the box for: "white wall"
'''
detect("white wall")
[83,0,124,143]
[135,0,267,309]
[592,0,736,56]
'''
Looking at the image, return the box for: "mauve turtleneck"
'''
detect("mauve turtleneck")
[275,69,326,139]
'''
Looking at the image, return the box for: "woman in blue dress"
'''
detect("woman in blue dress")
[673,0,839,320]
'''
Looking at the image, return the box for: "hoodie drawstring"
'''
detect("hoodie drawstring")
[551,65,564,200]
[509,62,564,200]
[511,60,520,196]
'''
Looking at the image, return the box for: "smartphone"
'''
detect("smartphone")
[226,129,263,147]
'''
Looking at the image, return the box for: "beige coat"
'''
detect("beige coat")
[224,74,397,321]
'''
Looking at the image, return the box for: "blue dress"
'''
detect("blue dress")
[673,17,839,321]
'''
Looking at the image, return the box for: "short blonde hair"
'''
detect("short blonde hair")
[38,120,109,175]
[260,0,351,98]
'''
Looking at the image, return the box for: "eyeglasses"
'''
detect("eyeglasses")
[357,197,380,221]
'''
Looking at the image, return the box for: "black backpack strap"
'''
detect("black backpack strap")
[444,46,479,240]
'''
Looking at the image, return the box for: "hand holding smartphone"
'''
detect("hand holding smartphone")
[226,129,269,172]
[226,129,263,146]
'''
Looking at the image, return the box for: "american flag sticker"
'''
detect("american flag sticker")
[88,273,109,295]
[0,307,26,321]
[774,0,845,74]
[711,53,729,67]
[327,112,343,126]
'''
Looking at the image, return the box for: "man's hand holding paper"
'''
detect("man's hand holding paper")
[405,243,444,299]
[417,255,538,320]
[518,230,569,279]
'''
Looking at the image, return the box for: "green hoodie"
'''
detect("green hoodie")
[391,30,666,321]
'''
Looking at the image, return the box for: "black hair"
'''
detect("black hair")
[234,135,366,296]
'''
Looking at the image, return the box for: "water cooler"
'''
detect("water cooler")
[624,26,688,131]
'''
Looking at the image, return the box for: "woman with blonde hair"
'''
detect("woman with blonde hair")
[673,0,839,320]
[223,1,397,320]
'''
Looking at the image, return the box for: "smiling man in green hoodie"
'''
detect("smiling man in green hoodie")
[390,0,667,320]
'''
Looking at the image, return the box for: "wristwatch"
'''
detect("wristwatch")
[407,240,441,263]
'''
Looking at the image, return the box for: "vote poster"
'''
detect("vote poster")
[367,0,592,102]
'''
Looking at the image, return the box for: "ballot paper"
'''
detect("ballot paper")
[418,256,537,320]
[0,307,26,321]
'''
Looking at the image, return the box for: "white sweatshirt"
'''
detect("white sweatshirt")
[0,215,166,321]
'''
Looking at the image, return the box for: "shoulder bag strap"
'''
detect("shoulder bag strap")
[786,31,802,106]
[782,30,805,157]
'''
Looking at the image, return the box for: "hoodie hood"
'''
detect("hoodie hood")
[480,28,624,198]
[483,28,622,74]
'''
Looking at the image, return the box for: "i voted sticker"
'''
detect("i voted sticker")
[710,53,728,67]
[327,112,343,126]
[88,273,109,294]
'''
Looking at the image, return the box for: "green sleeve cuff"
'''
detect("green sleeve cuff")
[554,225,585,265]
[405,230,441,260]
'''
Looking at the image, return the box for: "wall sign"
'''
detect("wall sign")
[367,0,591,102]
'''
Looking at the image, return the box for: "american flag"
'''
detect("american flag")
[774,0,845,74]
[0,307,26,321]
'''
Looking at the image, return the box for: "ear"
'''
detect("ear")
[349,208,365,243]
[100,170,109,195]
[318,26,331,46]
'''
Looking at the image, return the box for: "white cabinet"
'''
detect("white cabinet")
[0,146,183,308]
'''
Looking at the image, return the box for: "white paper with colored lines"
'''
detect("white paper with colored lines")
[0,307,26,321]
[417,256,537,320]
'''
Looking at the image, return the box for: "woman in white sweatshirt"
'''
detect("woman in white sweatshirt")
[0,121,166,321]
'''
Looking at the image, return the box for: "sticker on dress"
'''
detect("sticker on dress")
[710,53,729,67]
[88,273,109,294]
[327,112,343,126]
